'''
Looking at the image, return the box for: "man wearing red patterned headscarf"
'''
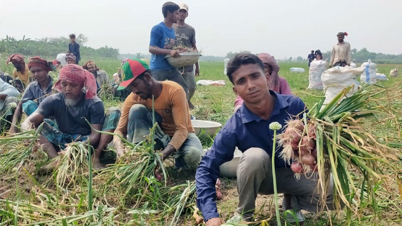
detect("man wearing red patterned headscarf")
[330,32,351,67]
[6,54,32,90]
[21,64,106,170]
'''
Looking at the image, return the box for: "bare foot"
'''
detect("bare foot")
[38,158,61,175]
[92,156,105,171]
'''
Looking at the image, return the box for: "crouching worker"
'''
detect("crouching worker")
[9,57,55,134]
[113,59,203,168]
[21,64,120,170]
[196,53,338,226]
[0,78,19,133]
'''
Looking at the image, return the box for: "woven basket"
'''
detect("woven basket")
[165,52,201,68]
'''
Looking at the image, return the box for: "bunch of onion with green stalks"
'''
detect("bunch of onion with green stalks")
[97,122,167,209]
[162,180,197,226]
[278,84,401,223]
[0,122,44,174]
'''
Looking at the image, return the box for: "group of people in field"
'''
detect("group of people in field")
[0,2,352,225]
[308,31,352,67]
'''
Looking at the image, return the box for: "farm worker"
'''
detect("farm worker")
[83,61,110,88]
[0,77,19,134]
[113,59,203,168]
[196,53,338,225]
[6,54,32,91]
[173,3,200,109]
[307,50,315,67]
[65,53,77,65]
[315,49,323,60]
[68,34,81,64]
[149,2,189,100]
[234,53,292,111]
[330,32,351,67]
[21,64,120,171]
[9,57,55,134]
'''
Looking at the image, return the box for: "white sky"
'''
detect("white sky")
[1,0,401,58]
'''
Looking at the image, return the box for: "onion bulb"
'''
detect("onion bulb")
[301,154,316,165]
[291,162,304,173]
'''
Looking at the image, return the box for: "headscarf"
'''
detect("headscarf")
[258,53,280,93]
[6,54,25,65]
[65,53,76,62]
[337,32,348,36]
[83,61,99,71]
[54,64,97,99]
[28,56,53,72]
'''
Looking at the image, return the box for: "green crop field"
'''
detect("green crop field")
[0,56,402,225]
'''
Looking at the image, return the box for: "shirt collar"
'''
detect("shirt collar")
[238,91,289,124]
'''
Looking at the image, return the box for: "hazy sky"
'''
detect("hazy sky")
[1,0,401,59]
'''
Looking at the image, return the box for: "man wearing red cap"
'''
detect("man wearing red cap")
[330,32,351,67]
[113,59,203,168]
[21,64,108,170]
[6,54,32,90]
[173,3,200,109]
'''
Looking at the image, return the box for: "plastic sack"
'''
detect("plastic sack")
[376,73,388,81]
[224,58,230,75]
[290,67,305,73]
[56,53,67,66]
[360,60,377,84]
[196,80,225,86]
[321,66,364,105]
[308,60,327,90]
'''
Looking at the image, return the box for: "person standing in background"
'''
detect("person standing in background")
[68,34,81,65]
[173,3,200,109]
[330,32,351,67]
[307,50,315,67]
[149,2,189,99]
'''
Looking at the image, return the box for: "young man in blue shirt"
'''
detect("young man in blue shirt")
[148,2,189,99]
[68,34,81,64]
[196,53,337,225]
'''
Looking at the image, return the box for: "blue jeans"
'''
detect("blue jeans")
[127,104,202,167]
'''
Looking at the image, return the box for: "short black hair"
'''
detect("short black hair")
[226,53,264,84]
[162,2,179,18]
[311,50,314,52]
[69,34,76,39]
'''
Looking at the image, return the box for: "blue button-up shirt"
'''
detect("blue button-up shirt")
[21,76,53,105]
[195,91,306,221]
[68,42,81,62]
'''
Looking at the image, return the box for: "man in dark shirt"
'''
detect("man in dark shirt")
[22,64,104,169]
[9,57,55,134]
[307,50,315,67]
[196,53,337,225]
[68,34,81,64]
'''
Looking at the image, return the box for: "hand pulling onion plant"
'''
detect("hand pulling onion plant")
[278,84,400,223]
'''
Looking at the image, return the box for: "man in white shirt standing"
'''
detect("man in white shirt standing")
[330,32,351,67]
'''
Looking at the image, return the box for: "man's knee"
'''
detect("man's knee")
[128,104,148,119]
[183,146,203,166]
[238,148,269,173]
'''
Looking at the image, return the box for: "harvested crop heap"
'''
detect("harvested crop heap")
[278,84,401,222]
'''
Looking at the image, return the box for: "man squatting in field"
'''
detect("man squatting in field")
[196,53,338,226]
[330,32,351,67]
[173,3,200,109]
[0,76,19,134]
[21,64,120,170]
[113,59,203,169]
[6,54,32,92]
[149,2,189,100]
[9,57,55,134]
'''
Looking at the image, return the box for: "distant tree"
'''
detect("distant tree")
[135,53,142,59]
[296,56,303,61]
[76,34,88,45]
[225,51,251,59]
[289,57,292,61]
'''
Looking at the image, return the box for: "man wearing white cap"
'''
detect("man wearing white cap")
[173,3,199,109]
